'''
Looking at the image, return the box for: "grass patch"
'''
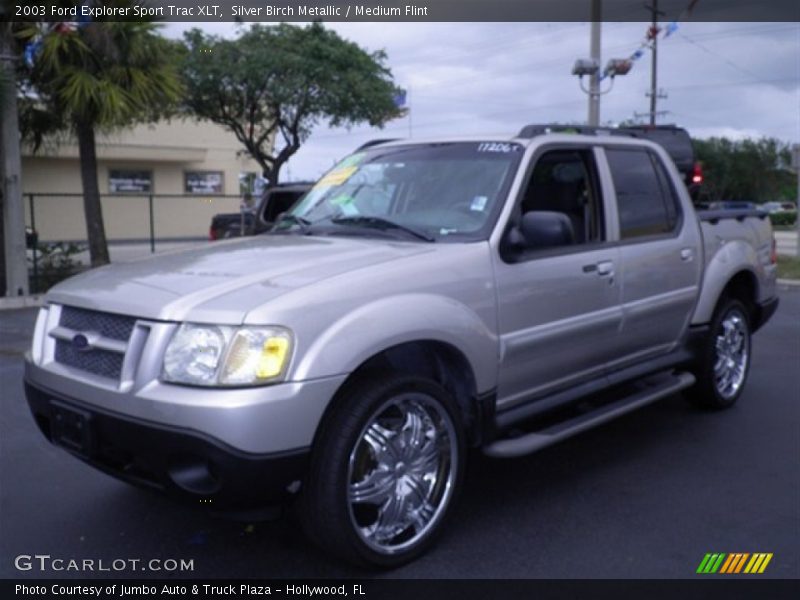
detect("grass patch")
[777,255,800,280]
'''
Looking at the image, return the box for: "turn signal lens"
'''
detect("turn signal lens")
[256,337,291,379]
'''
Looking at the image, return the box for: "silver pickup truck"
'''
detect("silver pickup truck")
[24,125,779,567]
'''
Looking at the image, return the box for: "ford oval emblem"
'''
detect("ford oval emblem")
[72,334,90,351]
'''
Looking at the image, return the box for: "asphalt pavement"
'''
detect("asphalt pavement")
[1,289,798,579]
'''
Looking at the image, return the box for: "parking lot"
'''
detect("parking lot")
[1,288,798,579]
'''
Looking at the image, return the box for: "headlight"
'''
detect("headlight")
[162,324,292,386]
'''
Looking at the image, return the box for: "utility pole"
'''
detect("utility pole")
[0,23,29,297]
[646,0,666,126]
[588,0,602,126]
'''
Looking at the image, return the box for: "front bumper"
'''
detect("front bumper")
[25,379,309,508]
[24,358,347,455]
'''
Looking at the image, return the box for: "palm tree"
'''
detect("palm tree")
[21,20,182,266]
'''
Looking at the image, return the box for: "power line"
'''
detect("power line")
[400,24,796,94]
[679,32,775,84]
[668,76,798,92]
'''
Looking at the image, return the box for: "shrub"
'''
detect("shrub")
[769,212,797,227]
[28,242,87,293]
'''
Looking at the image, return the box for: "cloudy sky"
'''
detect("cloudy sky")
[163,21,800,181]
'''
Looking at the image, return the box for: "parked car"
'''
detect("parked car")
[25,125,778,567]
[209,182,313,240]
[708,201,758,211]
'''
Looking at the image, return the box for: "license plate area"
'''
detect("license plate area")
[51,401,93,458]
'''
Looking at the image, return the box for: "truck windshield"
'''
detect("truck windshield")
[280,142,523,241]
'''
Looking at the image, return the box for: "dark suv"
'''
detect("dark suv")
[209,182,313,240]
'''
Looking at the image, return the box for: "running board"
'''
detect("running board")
[483,371,696,458]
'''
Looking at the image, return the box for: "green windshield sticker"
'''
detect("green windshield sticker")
[330,194,359,216]
[330,194,354,206]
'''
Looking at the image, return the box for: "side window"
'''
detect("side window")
[606,148,680,239]
[652,154,682,230]
[518,149,604,246]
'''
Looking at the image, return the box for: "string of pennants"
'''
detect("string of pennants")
[22,1,97,67]
[598,0,701,81]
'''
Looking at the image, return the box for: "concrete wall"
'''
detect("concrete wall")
[21,120,264,242]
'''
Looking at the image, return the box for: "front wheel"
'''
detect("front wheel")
[301,374,466,568]
[687,298,752,409]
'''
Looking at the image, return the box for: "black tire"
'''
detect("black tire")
[686,297,752,409]
[300,373,466,568]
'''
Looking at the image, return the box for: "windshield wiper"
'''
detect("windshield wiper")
[330,216,435,242]
[274,213,312,234]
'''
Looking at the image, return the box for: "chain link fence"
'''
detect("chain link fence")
[25,192,242,293]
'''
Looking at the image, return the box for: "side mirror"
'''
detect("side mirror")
[517,211,575,249]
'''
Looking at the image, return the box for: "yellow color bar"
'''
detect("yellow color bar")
[743,554,758,573]
[757,553,773,574]
[746,554,766,573]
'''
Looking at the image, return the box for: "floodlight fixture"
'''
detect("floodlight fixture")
[604,59,633,78]
[572,58,600,77]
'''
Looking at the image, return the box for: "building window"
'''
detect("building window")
[109,169,153,193]
[185,171,224,194]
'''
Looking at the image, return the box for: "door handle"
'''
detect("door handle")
[680,248,695,262]
[596,260,614,276]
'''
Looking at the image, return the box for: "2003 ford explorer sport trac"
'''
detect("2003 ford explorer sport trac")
[24,124,779,567]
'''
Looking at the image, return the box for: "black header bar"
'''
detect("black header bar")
[3,0,800,23]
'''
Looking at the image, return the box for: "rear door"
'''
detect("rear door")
[599,146,702,370]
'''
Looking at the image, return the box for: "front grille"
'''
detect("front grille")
[60,306,136,341]
[54,306,137,381]
[55,341,125,380]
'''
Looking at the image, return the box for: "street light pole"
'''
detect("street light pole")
[588,0,602,126]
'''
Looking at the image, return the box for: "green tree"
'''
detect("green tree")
[694,136,794,203]
[181,23,403,186]
[20,19,182,266]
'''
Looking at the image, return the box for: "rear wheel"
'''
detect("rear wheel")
[301,374,465,567]
[687,298,752,409]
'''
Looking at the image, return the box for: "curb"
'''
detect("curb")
[0,295,44,311]
[777,278,800,288]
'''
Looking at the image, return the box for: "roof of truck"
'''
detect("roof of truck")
[375,123,684,143]
[361,124,693,173]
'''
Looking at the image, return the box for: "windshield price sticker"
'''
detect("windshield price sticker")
[316,166,358,188]
[477,142,520,153]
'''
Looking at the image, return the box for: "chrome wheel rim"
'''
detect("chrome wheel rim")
[347,392,457,555]
[713,309,749,399]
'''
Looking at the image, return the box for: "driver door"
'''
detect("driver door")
[493,146,622,410]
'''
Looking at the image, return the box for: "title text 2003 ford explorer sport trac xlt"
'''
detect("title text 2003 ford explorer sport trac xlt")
[25,125,779,567]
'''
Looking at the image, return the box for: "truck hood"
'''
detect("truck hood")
[46,235,433,323]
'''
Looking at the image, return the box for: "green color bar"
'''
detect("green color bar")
[709,554,727,573]
[697,554,713,573]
